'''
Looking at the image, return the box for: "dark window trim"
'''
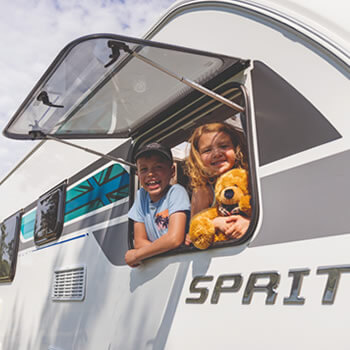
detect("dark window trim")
[34,181,67,246]
[0,210,23,283]
[252,61,341,165]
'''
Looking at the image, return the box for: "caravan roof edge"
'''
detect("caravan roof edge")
[144,0,350,65]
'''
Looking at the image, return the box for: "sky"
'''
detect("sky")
[0,0,175,180]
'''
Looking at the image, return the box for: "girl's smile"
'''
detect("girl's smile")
[198,131,236,175]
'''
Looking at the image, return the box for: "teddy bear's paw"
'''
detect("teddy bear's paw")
[192,233,215,250]
[189,217,215,250]
[214,232,229,242]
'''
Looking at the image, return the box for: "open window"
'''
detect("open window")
[3,34,248,140]
[2,33,257,254]
[34,182,67,246]
[130,81,258,252]
[0,211,22,282]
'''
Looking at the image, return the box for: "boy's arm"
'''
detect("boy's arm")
[125,211,187,266]
[133,222,152,249]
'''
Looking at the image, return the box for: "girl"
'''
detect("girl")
[185,122,250,242]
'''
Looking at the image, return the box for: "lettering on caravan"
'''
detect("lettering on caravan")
[185,265,350,305]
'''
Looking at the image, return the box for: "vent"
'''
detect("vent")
[52,265,86,301]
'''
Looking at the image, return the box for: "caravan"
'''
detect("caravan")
[0,0,349,349]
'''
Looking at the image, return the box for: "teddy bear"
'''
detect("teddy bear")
[189,168,251,250]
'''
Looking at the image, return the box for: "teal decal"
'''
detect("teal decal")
[21,210,36,240]
[21,164,129,240]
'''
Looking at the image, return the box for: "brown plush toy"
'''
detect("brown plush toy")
[189,168,251,250]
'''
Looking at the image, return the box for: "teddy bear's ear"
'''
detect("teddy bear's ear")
[234,168,248,180]
[232,169,249,191]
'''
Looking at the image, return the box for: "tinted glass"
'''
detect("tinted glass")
[0,212,21,282]
[34,183,66,245]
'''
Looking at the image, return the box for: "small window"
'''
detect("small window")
[34,182,67,246]
[0,211,22,283]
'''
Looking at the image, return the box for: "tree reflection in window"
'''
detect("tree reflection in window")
[34,182,66,245]
[0,211,22,282]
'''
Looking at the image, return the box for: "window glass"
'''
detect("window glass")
[4,34,245,140]
[34,182,67,245]
[0,211,22,282]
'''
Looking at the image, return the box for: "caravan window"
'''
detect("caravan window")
[130,81,258,253]
[0,211,22,283]
[34,182,67,246]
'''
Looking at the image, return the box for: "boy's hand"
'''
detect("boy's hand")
[223,215,250,239]
[184,233,192,246]
[125,249,141,267]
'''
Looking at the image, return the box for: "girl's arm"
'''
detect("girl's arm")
[213,215,250,239]
[125,211,187,267]
[191,185,213,217]
[185,185,214,246]
[185,186,213,246]
[223,215,250,239]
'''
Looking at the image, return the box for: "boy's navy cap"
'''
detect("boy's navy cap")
[134,142,173,163]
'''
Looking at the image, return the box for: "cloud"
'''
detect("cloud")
[0,0,175,179]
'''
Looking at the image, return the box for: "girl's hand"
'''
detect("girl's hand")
[125,249,141,267]
[224,215,250,239]
[212,216,235,234]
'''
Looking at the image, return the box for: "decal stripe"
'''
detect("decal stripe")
[20,163,130,242]
[21,211,36,240]
[250,150,350,247]
[34,233,88,251]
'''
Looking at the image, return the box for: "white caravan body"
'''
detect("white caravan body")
[0,1,349,349]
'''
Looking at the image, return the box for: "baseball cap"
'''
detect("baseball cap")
[134,142,173,163]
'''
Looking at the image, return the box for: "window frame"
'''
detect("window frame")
[34,181,67,246]
[3,33,247,141]
[128,80,259,255]
[0,210,23,283]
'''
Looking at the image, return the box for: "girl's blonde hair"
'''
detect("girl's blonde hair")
[185,122,248,189]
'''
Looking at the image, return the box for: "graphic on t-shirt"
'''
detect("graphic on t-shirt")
[155,209,169,230]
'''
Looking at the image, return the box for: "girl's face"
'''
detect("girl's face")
[198,131,236,176]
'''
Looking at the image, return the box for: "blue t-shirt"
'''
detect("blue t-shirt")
[128,184,191,242]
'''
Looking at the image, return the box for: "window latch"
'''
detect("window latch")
[37,91,64,108]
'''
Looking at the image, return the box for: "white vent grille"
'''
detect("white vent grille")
[52,265,86,301]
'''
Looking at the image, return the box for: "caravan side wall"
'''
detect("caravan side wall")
[0,2,349,350]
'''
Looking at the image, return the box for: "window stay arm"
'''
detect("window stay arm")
[108,40,245,114]
[131,50,245,114]
[29,132,136,169]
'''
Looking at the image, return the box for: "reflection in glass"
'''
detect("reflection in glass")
[0,212,21,282]
[4,35,244,139]
[34,183,66,245]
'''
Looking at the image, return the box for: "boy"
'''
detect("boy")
[125,142,190,267]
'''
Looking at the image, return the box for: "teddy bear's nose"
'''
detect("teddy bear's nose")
[224,189,234,199]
